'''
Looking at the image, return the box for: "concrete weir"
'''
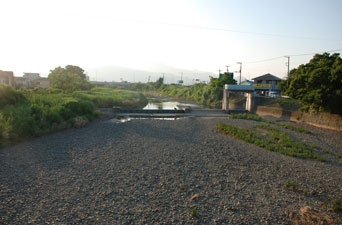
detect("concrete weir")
[222,84,255,114]
[112,107,227,118]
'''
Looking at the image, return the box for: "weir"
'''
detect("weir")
[222,84,255,114]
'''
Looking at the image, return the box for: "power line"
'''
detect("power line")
[241,48,342,65]
[288,48,342,57]
[64,14,342,42]
[244,57,284,64]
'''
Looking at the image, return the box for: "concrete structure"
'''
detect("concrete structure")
[252,73,282,96]
[222,84,255,113]
[0,70,14,86]
[31,78,50,88]
[23,73,40,81]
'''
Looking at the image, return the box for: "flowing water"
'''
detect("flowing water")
[143,98,204,110]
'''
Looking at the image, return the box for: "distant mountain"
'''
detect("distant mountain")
[85,64,215,85]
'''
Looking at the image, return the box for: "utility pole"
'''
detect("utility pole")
[237,62,242,85]
[162,73,165,82]
[225,65,230,72]
[285,56,290,87]
[218,68,221,76]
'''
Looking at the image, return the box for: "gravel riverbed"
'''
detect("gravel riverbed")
[1,115,342,224]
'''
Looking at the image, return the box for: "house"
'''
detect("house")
[252,73,282,96]
[14,77,29,88]
[31,78,50,88]
[0,70,14,86]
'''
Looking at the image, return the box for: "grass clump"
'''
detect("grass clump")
[230,113,270,123]
[229,113,311,134]
[322,149,333,155]
[191,209,198,217]
[278,123,311,134]
[217,122,325,161]
[331,200,342,213]
[284,179,298,191]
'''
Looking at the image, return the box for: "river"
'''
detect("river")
[143,98,204,110]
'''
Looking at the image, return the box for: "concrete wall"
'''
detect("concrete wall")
[254,106,342,131]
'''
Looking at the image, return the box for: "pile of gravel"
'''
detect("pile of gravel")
[0,116,341,224]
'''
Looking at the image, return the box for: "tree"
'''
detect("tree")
[207,75,237,102]
[48,65,93,92]
[152,77,164,89]
[281,53,342,114]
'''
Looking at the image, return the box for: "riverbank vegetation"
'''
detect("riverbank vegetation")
[217,121,325,162]
[0,65,148,147]
[279,53,342,114]
[125,74,237,107]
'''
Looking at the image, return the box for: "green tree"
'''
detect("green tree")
[207,75,237,102]
[152,77,164,89]
[48,65,93,92]
[281,53,342,114]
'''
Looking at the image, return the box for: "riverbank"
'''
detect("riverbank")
[0,86,147,148]
[1,115,341,223]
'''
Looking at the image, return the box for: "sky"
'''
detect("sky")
[1,0,341,83]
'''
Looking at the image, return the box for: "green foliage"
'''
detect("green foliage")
[48,65,94,92]
[158,76,237,107]
[0,87,147,146]
[278,123,311,134]
[217,122,325,161]
[331,200,342,213]
[322,149,333,155]
[191,209,198,217]
[229,113,311,134]
[230,113,269,122]
[281,53,342,114]
[0,85,27,109]
[74,87,148,108]
[284,179,298,191]
[271,97,300,106]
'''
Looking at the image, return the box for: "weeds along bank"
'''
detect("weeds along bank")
[0,86,147,147]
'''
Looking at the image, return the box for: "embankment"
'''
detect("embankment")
[254,105,342,131]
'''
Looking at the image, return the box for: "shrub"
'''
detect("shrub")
[0,85,27,109]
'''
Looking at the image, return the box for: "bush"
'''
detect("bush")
[281,53,342,114]
[0,85,27,109]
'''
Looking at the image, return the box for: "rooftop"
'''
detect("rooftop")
[252,73,282,81]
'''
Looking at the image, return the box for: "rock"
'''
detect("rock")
[72,117,88,128]
[189,194,199,202]
[290,206,334,225]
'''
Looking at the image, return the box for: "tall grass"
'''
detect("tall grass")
[0,86,147,147]
[74,87,148,108]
